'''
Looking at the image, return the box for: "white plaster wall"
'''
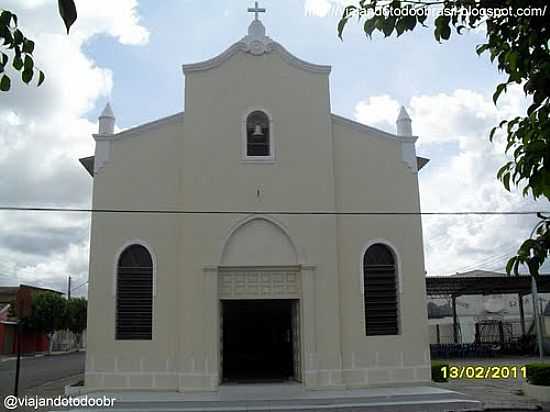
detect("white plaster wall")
[85,47,429,391]
[332,120,431,386]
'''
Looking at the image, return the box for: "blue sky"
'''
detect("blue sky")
[83,0,500,128]
[0,0,548,295]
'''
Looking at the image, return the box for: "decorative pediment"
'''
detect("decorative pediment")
[182,18,331,74]
[241,20,274,56]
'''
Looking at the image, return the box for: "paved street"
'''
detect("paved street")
[0,352,84,399]
[0,354,547,411]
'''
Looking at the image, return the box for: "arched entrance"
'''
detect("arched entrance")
[218,217,303,383]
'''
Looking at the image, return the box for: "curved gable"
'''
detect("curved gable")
[182,20,330,75]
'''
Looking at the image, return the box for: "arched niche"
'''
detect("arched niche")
[220,217,298,267]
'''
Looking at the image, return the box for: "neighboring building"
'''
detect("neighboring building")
[0,284,64,355]
[427,270,550,344]
[82,11,430,392]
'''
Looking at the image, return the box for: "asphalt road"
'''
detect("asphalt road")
[0,352,84,398]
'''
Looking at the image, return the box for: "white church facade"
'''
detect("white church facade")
[82,9,431,392]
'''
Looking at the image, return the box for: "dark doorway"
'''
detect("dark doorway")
[222,300,294,382]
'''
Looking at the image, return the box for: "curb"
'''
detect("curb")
[0,350,84,363]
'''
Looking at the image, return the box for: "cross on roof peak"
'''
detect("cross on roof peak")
[248,1,266,21]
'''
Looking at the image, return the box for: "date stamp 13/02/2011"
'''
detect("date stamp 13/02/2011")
[440,365,527,380]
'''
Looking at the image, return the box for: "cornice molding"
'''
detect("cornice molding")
[182,41,331,75]
[331,114,417,144]
[93,112,185,143]
[331,113,428,173]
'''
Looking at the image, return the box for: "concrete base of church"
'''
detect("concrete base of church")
[61,384,480,411]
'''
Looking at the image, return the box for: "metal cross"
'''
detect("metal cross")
[248,1,266,21]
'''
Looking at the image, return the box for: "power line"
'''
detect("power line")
[447,246,519,275]
[0,206,547,216]
[70,280,88,293]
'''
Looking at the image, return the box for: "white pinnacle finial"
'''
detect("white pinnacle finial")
[396,106,412,137]
[101,102,114,119]
[98,102,115,135]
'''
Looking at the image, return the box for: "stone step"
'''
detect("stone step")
[55,385,481,412]
[55,399,480,412]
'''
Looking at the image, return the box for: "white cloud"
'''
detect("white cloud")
[0,1,149,291]
[304,0,347,17]
[354,95,401,134]
[74,0,150,45]
[354,87,544,276]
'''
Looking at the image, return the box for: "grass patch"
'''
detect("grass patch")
[526,363,550,386]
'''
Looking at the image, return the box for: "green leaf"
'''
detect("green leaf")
[505,257,515,275]
[22,39,35,54]
[513,259,520,276]
[58,0,78,34]
[503,172,511,191]
[404,15,417,32]
[12,55,23,71]
[338,15,350,39]
[0,11,12,26]
[493,83,507,104]
[22,69,33,84]
[13,29,24,45]
[440,25,451,41]
[383,17,396,37]
[475,44,490,56]
[434,26,441,42]
[417,11,427,26]
[0,26,13,45]
[497,163,511,179]
[527,260,539,277]
[506,50,518,71]
[37,70,45,87]
[396,18,407,36]
[23,55,34,73]
[0,74,11,91]
[364,19,376,37]
[489,126,498,141]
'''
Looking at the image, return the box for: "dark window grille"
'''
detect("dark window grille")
[116,244,153,340]
[364,244,399,336]
[246,111,270,157]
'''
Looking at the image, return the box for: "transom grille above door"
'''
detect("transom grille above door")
[218,267,301,299]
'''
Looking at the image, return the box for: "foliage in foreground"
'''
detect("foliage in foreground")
[338,0,550,277]
[0,0,77,91]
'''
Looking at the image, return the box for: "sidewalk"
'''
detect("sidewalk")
[434,357,550,411]
[12,373,84,412]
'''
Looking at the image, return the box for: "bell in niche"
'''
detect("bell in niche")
[253,124,264,136]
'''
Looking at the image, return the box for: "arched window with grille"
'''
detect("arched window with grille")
[246,111,271,157]
[116,244,153,340]
[363,243,399,336]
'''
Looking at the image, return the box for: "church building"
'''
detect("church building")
[81,6,431,392]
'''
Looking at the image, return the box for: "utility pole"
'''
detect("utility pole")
[526,223,545,360]
[67,276,72,300]
[13,321,22,397]
[531,276,544,360]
